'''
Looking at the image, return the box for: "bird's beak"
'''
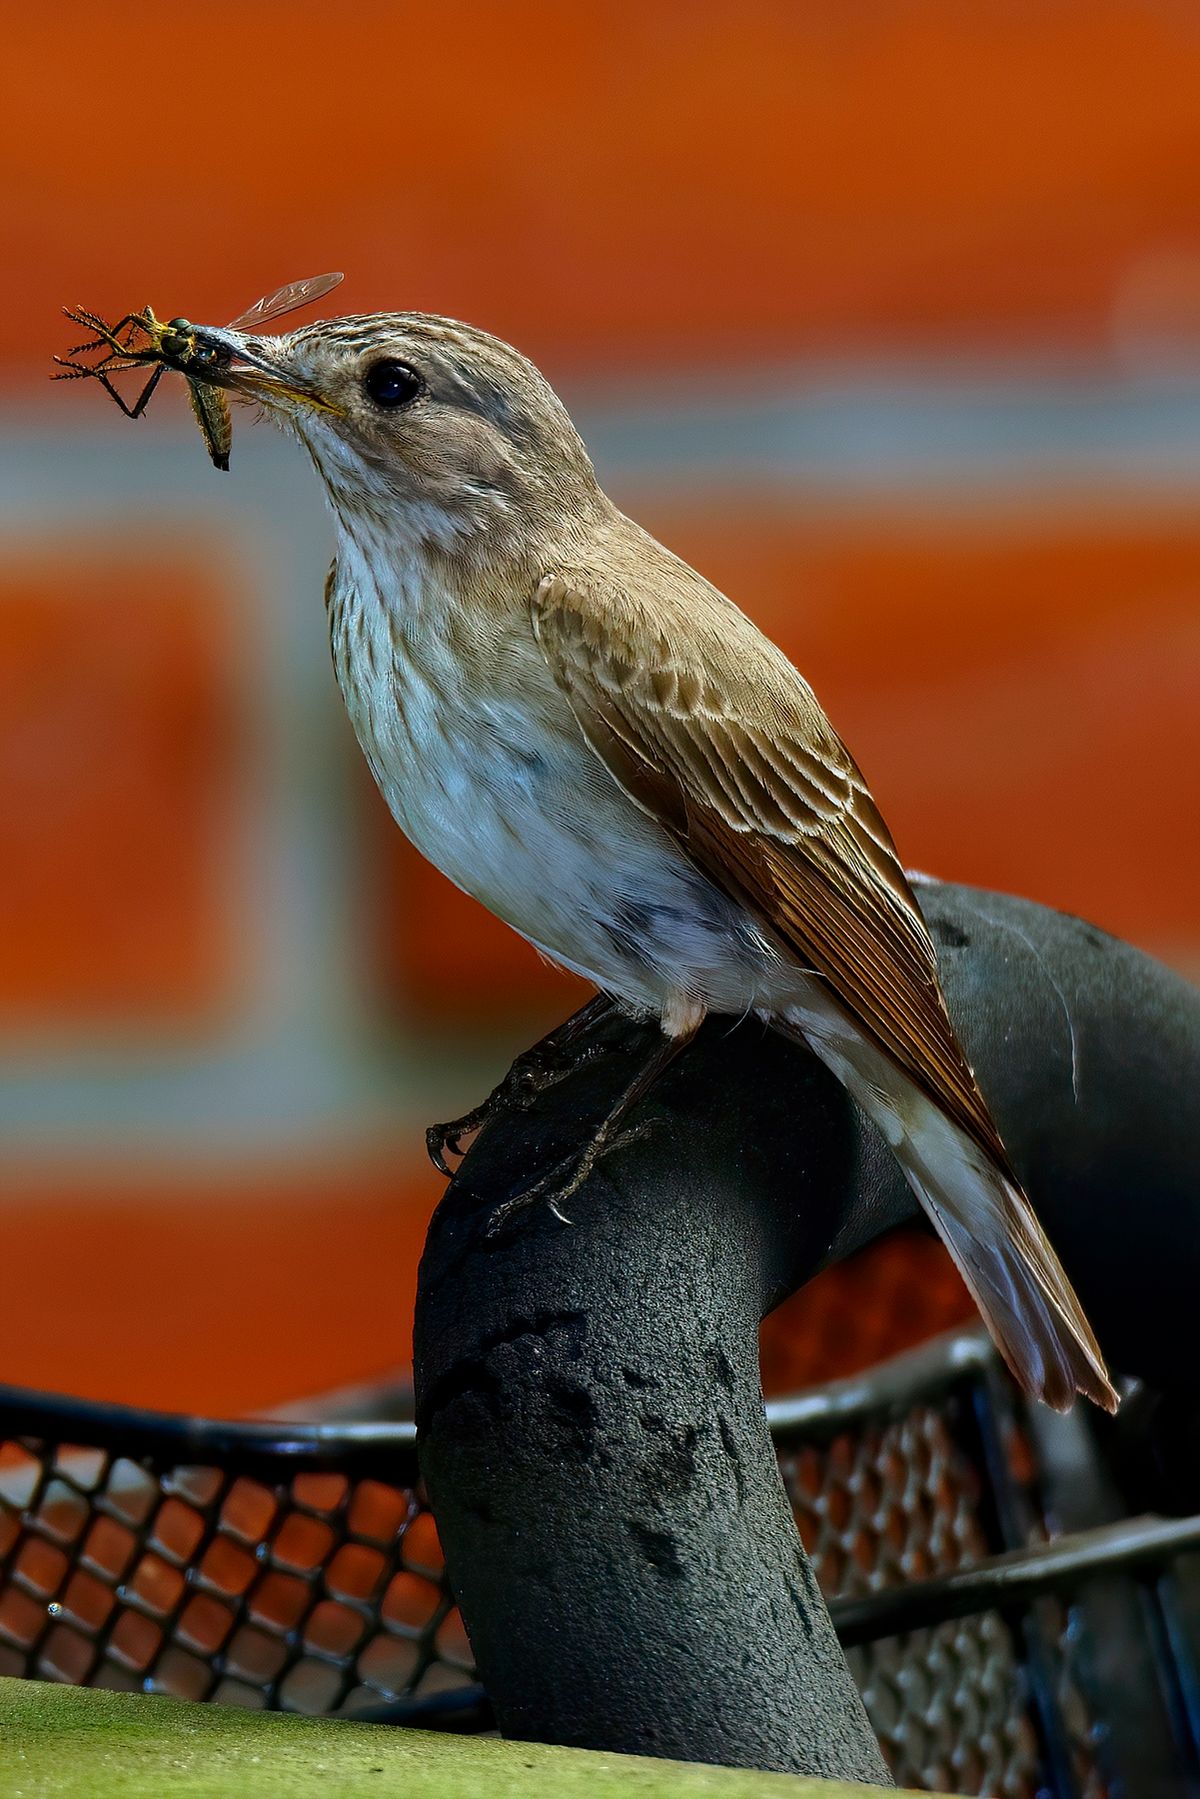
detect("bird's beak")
[187,327,342,418]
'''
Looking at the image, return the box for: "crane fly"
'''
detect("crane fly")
[53,272,344,470]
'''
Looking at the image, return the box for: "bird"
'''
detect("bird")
[175,303,1116,1415]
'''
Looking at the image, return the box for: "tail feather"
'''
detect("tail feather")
[887,1092,1117,1413]
[787,1007,1117,1413]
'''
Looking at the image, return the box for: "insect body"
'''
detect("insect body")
[56,304,234,467]
[53,273,344,470]
[187,360,235,469]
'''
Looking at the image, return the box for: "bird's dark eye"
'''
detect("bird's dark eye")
[363,359,423,409]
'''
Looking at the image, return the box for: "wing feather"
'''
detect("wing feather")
[533,570,1009,1169]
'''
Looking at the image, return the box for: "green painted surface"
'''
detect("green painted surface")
[0,1678,928,1797]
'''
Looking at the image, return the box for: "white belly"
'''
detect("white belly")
[327,561,775,1018]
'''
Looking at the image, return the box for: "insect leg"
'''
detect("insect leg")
[62,308,153,358]
[123,363,166,418]
[52,360,165,417]
[52,351,156,384]
[50,360,101,383]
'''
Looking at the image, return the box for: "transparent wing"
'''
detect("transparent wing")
[225,271,344,332]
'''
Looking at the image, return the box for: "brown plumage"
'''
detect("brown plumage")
[534,568,996,1155]
[117,300,1117,1414]
[532,563,1114,1412]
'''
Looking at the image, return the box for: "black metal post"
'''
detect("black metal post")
[413,881,1200,1778]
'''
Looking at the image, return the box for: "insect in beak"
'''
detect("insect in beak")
[53,272,344,470]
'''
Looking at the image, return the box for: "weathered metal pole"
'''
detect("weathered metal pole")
[414,882,1200,1778]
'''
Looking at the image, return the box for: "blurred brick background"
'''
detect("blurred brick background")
[2,2,1197,1414]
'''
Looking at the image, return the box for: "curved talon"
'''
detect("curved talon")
[480,1025,690,1239]
[483,1158,583,1237]
[484,1118,658,1238]
[426,1116,487,1175]
[426,1125,456,1177]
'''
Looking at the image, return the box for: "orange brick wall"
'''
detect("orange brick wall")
[0,1161,430,1415]
[8,5,1200,372]
[0,548,241,1035]
[2,2,1197,1416]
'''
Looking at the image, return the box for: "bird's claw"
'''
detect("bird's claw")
[425,1040,610,1177]
[483,1116,655,1238]
[425,1124,460,1177]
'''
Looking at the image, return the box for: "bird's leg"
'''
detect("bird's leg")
[426,993,617,1175]
[484,1019,698,1236]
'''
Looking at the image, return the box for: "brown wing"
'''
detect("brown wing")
[533,569,1010,1170]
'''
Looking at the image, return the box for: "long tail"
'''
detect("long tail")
[786,1011,1118,1413]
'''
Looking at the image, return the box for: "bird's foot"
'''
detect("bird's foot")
[425,995,616,1177]
[482,1018,698,1236]
[484,1118,655,1238]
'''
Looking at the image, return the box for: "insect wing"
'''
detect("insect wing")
[224,271,344,333]
[188,378,233,471]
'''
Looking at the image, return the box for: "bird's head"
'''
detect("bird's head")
[194,312,607,554]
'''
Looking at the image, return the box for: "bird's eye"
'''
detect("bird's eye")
[363,359,423,409]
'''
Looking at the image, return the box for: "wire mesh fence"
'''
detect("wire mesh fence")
[2,1335,1198,1795]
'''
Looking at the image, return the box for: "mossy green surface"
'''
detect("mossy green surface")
[0,1678,928,1797]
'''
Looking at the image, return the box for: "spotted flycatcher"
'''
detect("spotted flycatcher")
[137,305,1117,1414]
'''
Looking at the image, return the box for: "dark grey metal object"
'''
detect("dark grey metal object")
[6,1340,1200,1788]
[413,880,1200,1780]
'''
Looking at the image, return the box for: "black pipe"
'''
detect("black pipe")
[413,881,1200,1779]
[829,1512,1200,1648]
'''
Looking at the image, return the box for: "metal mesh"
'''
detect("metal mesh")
[4,1343,1198,1798]
[0,1369,1038,1788]
[988,1414,1109,1799]
[0,1437,473,1716]
[851,1619,1042,1798]
[779,1407,1043,1796]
